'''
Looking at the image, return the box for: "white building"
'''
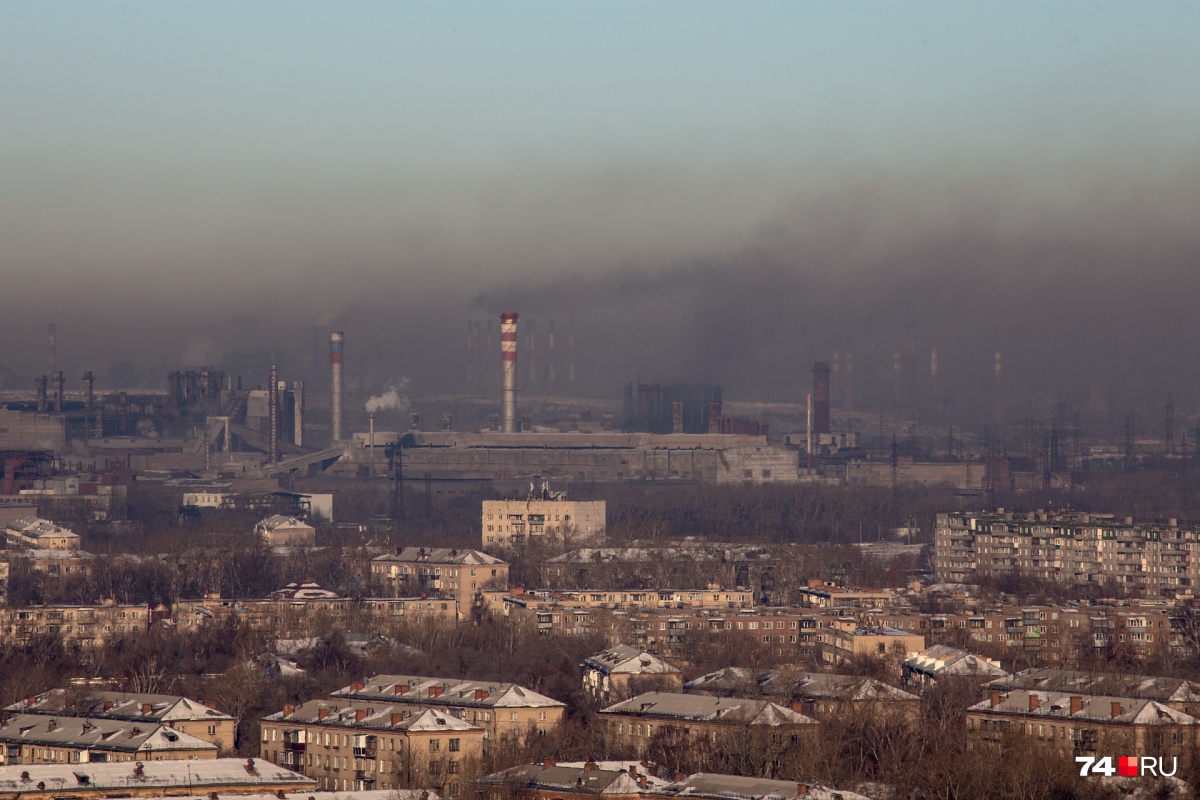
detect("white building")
[483,484,604,549]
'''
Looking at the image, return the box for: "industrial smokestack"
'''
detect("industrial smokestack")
[812,361,831,434]
[568,318,576,392]
[47,323,57,375]
[466,321,475,392]
[82,371,94,413]
[993,347,1003,425]
[51,371,64,413]
[930,346,939,398]
[268,364,279,464]
[525,319,536,391]
[35,375,48,412]
[844,353,854,412]
[500,313,519,433]
[368,412,375,478]
[547,319,557,391]
[892,351,902,406]
[330,331,344,443]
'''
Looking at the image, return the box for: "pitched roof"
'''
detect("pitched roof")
[479,762,665,795]
[584,645,679,676]
[264,701,482,732]
[985,669,1200,703]
[904,645,1009,679]
[373,547,506,566]
[968,690,1199,725]
[600,693,816,726]
[0,714,218,753]
[663,772,868,800]
[334,675,565,709]
[0,758,312,794]
[684,669,917,703]
[7,690,234,723]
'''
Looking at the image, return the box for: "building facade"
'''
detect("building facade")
[482,496,605,549]
[934,511,1200,596]
[370,548,508,616]
[260,701,483,795]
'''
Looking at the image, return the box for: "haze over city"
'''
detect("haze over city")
[3,2,1199,414]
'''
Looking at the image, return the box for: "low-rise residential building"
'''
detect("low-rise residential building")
[478,763,866,800]
[966,689,1200,762]
[581,645,680,703]
[822,626,925,666]
[482,493,605,549]
[984,669,1200,718]
[797,583,894,609]
[371,548,508,616]
[0,714,217,765]
[684,668,920,720]
[3,518,80,551]
[173,594,457,637]
[902,645,1009,688]
[599,692,816,755]
[0,758,316,799]
[260,700,483,795]
[331,675,565,742]
[0,602,163,647]
[254,516,316,547]
[7,691,237,753]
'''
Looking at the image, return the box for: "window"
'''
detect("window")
[510,712,518,722]
[448,738,460,752]
[429,739,441,752]
[448,760,460,773]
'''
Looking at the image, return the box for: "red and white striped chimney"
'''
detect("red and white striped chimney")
[500,313,519,433]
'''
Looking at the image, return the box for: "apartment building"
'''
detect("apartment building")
[254,515,316,547]
[330,675,565,742]
[822,626,925,666]
[0,758,316,799]
[0,714,216,765]
[370,548,508,616]
[966,690,1200,763]
[902,645,1008,688]
[173,594,457,637]
[599,692,817,755]
[3,518,80,551]
[685,668,920,719]
[985,670,1200,718]
[260,700,483,795]
[482,496,605,548]
[934,510,1200,595]
[0,602,163,647]
[581,645,681,703]
[8,691,236,753]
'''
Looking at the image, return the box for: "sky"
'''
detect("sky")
[1,3,1198,418]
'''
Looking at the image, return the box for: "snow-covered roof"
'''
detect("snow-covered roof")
[265,701,482,733]
[584,645,679,676]
[0,758,312,794]
[7,690,234,723]
[0,713,218,753]
[374,547,506,566]
[334,675,565,709]
[969,691,1199,725]
[601,693,816,726]
[256,515,314,531]
[904,645,1008,679]
[985,669,1200,704]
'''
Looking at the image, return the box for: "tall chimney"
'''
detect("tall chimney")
[525,318,536,391]
[891,351,902,406]
[368,412,376,478]
[547,319,557,391]
[930,346,939,399]
[330,331,344,443]
[500,313,519,433]
[47,323,56,375]
[268,364,279,464]
[466,321,475,392]
[992,347,1003,425]
[51,371,65,413]
[806,391,813,476]
[567,318,576,392]
[844,352,854,412]
[82,371,95,432]
[35,375,48,412]
[812,362,831,435]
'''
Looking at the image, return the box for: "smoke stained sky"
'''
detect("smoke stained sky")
[1,3,1199,414]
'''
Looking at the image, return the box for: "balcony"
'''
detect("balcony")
[353,747,377,758]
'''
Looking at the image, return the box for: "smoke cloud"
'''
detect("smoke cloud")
[365,379,412,415]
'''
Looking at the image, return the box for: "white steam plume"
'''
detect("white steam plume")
[365,378,411,414]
